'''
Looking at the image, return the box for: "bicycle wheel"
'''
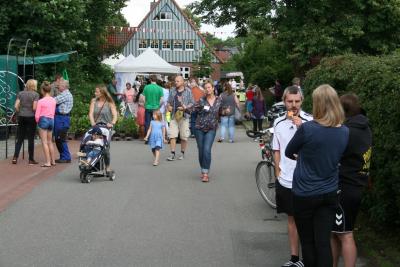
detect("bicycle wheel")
[255,161,276,208]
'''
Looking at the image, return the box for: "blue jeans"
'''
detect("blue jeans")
[220,115,235,141]
[195,129,216,174]
[54,114,71,160]
[145,109,155,135]
[190,111,198,136]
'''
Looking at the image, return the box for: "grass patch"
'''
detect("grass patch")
[355,212,400,267]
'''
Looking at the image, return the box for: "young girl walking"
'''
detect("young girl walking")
[144,110,167,166]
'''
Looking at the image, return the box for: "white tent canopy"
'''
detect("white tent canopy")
[114,48,180,74]
[101,53,125,69]
[113,54,137,72]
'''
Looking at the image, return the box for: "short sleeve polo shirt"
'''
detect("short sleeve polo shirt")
[272,110,313,188]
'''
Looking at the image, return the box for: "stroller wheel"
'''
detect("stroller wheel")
[80,172,87,183]
[86,175,92,183]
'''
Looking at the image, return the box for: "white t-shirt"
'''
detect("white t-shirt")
[272,110,313,188]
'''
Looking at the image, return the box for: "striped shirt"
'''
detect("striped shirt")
[54,89,73,114]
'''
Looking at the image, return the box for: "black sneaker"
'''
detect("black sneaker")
[281,260,304,267]
[29,160,39,165]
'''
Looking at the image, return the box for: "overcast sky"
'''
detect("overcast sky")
[121,0,236,40]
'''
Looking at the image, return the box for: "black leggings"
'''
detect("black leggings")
[252,118,263,132]
[293,191,338,267]
[14,116,37,160]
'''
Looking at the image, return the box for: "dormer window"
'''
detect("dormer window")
[153,4,178,21]
[159,11,172,20]
[139,39,148,49]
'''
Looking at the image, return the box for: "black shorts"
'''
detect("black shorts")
[332,183,363,233]
[276,180,294,216]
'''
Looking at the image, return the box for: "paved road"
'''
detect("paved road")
[0,127,364,267]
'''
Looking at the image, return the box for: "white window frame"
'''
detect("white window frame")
[162,40,171,50]
[159,11,172,20]
[150,40,159,49]
[180,67,190,79]
[185,40,194,51]
[138,39,147,50]
[173,40,183,50]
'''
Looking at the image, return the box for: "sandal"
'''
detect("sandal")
[41,164,51,168]
[153,161,159,166]
[202,174,209,183]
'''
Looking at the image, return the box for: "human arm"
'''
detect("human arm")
[285,125,305,160]
[34,101,41,123]
[107,102,118,129]
[14,98,20,113]
[88,99,96,126]
[32,100,38,111]
[144,123,152,141]
[273,151,281,178]
[162,125,167,143]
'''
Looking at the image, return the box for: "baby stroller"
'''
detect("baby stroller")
[78,123,116,183]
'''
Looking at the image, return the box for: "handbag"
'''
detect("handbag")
[234,107,243,122]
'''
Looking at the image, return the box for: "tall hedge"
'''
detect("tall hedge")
[303,53,400,229]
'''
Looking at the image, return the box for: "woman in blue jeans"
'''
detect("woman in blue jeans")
[285,84,349,267]
[218,82,240,143]
[191,79,229,182]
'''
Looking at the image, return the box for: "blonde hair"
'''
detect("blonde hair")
[254,86,264,100]
[203,79,214,88]
[96,85,115,105]
[25,79,37,91]
[312,84,345,127]
[153,110,162,121]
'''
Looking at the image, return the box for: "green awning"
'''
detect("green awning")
[18,51,77,65]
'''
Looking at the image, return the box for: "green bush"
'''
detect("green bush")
[114,116,138,137]
[303,53,400,229]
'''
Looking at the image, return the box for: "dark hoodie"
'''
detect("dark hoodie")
[339,114,372,187]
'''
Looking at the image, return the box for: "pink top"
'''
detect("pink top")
[124,89,136,103]
[35,96,57,122]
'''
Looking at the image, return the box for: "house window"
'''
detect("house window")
[160,11,172,20]
[162,40,171,50]
[180,67,190,79]
[173,40,183,50]
[150,40,159,49]
[185,40,194,50]
[139,39,147,49]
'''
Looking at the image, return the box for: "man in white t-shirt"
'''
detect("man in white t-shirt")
[272,86,312,267]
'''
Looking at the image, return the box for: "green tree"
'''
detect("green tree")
[189,0,400,68]
[192,47,213,78]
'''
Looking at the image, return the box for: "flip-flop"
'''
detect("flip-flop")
[41,164,51,168]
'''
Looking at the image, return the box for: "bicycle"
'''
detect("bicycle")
[246,128,277,208]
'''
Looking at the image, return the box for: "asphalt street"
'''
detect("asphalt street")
[0,127,363,267]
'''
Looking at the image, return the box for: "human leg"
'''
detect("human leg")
[219,116,228,141]
[13,116,26,160]
[178,118,190,159]
[47,130,55,165]
[257,118,263,131]
[200,130,216,174]
[293,195,318,267]
[252,119,257,132]
[144,109,153,134]
[313,191,338,267]
[194,129,205,170]
[228,115,235,141]
[26,116,37,161]
[54,115,71,161]
[288,215,300,257]
[338,233,357,267]
[39,128,51,166]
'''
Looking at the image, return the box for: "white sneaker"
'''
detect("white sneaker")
[178,154,184,160]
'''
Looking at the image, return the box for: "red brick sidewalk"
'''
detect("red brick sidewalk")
[0,141,80,212]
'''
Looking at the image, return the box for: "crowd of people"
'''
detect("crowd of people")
[12,78,73,167]
[11,73,372,267]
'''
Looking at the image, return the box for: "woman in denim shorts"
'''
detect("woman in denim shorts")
[35,81,57,167]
